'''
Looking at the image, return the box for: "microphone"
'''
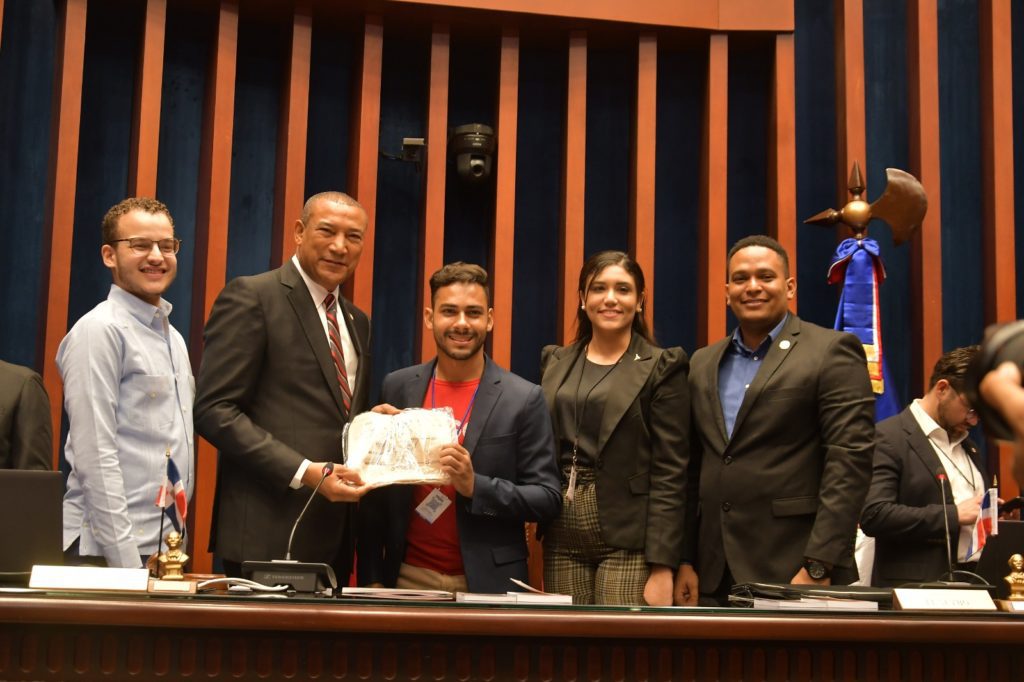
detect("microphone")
[242,462,338,594]
[937,471,957,582]
[286,462,334,560]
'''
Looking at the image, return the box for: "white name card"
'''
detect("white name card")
[893,588,996,611]
[996,599,1024,613]
[29,565,150,592]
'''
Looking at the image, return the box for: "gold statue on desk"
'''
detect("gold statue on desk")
[1005,553,1024,601]
[157,531,190,581]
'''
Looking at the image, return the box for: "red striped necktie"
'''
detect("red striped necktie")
[323,293,352,413]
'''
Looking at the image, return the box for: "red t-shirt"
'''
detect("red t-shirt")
[403,377,479,575]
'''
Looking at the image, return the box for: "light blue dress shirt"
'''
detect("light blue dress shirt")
[718,314,789,439]
[58,284,194,567]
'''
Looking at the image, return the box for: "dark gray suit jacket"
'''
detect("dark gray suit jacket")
[356,356,561,593]
[195,260,371,568]
[540,334,690,568]
[0,360,52,470]
[686,315,875,589]
[861,406,986,587]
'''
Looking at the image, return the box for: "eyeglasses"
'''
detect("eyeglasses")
[108,237,181,255]
[955,391,978,419]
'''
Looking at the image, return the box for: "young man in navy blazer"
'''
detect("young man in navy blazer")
[357,262,561,594]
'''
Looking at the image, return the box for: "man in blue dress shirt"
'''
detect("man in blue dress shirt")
[58,197,194,568]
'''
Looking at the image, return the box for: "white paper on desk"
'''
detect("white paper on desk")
[29,565,150,592]
[345,408,458,487]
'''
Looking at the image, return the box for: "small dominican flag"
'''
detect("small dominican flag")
[155,457,188,533]
[965,488,999,562]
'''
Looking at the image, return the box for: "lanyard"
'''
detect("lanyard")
[430,367,481,439]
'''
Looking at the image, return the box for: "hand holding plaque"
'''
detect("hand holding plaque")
[344,408,459,487]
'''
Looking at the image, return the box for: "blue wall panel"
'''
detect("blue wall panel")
[305,21,355,198]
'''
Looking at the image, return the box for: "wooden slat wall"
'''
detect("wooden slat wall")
[26,0,1024,569]
[189,0,239,573]
[347,15,383,314]
[907,0,944,396]
[127,0,166,197]
[631,34,657,323]
[418,23,450,361]
[980,0,1018,497]
[39,0,88,468]
[698,34,728,347]
[490,27,519,367]
[834,0,866,215]
[559,31,587,345]
[770,32,797,309]
[271,3,312,267]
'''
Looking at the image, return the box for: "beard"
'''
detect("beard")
[435,330,485,361]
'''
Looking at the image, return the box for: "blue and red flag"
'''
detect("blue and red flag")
[828,238,901,422]
[154,458,188,533]
[966,488,999,562]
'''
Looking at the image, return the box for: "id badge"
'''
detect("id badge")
[415,488,452,524]
[565,464,577,504]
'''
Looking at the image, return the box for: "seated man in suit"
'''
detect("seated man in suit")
[357,262,561,593]
[861,346,988,586]
[0,359,52,470]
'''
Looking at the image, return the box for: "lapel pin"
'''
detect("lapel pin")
[634,353,641,361]
[779,339,791,350]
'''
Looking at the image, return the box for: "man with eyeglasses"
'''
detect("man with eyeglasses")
[57,197,193,568]
[861,345,988,586]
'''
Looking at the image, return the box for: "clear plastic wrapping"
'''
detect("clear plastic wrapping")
[343,408,458,487]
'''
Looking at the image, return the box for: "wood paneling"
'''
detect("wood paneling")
[39,0,88,468]
[385,0,794,32]
[834,0,866,218]
[980,0,1018,498]
[347,15,383,315]
[631,34,656,323]
[0,0,5,51]
[418,23,450,361]
[770,32,797,310]
[907,0,943,395]
[271,2,312,267]
[698,34,728,347]
[491,27,519,367]
[559,31,586,345]
[128,0,166,197]
[189,0,239,573]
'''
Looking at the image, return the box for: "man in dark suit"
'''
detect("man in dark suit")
[861,346,988,586]
[195,192,372,578]
[0,359,52,470]
[357,263,560,593]
[677,235,875,604]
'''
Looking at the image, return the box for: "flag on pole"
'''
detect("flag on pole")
[154,457,188,533]
[828,237,901,422]
[965,488,999,562]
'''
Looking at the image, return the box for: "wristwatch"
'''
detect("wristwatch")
[803,558,830,580]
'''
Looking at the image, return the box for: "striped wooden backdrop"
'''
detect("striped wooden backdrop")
[1,0,1019,573]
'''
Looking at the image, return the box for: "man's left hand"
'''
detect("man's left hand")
[439,444,474,497]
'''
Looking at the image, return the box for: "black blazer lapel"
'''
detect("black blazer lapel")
[400,361,434,409]
[462,357,502,455]
[540,343,583,438]
[282,261,346,414]
[595,335,657,458]
[339,296,367,399]
[731,314,800,439]
[702,339,731,449]
[901,408,947,497]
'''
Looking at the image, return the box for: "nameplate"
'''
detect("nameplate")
[996,599,1024,613]
[893,588,996,611]
[148,578,197,594]
[29,565,150,592]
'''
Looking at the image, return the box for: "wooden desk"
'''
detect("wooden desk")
[0,594,1021,681]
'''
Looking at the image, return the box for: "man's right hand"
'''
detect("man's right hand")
[957,493,983,526]
[371,403,401,415]
[303,462,372,502]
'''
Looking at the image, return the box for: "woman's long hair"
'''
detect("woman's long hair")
[574,250,655,346]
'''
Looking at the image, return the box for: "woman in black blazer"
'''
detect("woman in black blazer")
[540,251,691,605]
